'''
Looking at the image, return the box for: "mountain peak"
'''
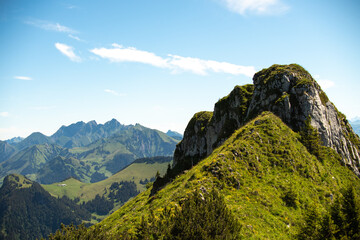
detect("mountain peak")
[5,136,24,144]
[87,120,97,126]
[174,64,360,176]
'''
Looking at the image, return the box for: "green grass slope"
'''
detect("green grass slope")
[92,112,360,239]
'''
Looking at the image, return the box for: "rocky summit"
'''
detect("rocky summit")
[174,64,360,176]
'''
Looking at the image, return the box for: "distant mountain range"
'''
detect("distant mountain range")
[0,119,182,185]
[350,120,360,136]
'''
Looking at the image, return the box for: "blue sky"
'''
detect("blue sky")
[0,0,360,140]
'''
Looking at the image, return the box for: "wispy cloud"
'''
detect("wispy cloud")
[104,89,126,96]
[168,55,255,77]
[220,0,289,15]
[0,112,9,117]
[68,34,84,42]
[55,43,81,62]
[25,19,77,34]
[90,44,256,78]
[91,44,168,68]
[14,76,32,80]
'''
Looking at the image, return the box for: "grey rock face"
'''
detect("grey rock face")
[174,64,360,176]
[173,85,253,167]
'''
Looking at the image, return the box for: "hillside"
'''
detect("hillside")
[0,174,90,240]
[0,141,17,164]
[0,144,65,183]
[41,156,172,223]
[63,112,360,239]
[43,156,172,202]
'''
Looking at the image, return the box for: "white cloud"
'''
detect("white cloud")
[220,0,289,15]
[168,55,256,77]
[0,112,9,117]
[55,43,81,62]
[90,44,256,78]
[91,44,168,68]
[26,20,77,34]
[318,80,335,90]
[14,76,32,80]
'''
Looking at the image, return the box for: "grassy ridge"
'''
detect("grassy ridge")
[93,112,360,239]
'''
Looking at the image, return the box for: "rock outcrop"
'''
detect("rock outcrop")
[174,64,360,176]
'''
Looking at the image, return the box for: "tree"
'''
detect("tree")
[341,186,360,239]
[299,116,324,160]
[297,204,321,240]
[136,189,241,239]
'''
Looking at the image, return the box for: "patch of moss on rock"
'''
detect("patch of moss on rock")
[255,64,314,86]
[275,93,290,104]
[185,111,213,137]
[215,84,254,119]
[319,91,329,106]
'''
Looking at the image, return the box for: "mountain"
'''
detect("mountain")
[0,144,65,182]
[173,64,360,176]
[0,141,17,164]
[63,112,360,239]
[15,132,52,151]
[166,130,183,140]
[0,121,179,185]
[50,64,360,239]
[36,156,89,184]
[33,124,178,184]
[350,120,360,136]
[50,119,127,148]
[5,137,24,145]
[0,174,91,240]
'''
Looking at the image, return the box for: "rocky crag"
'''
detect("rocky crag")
[174,64,360,176]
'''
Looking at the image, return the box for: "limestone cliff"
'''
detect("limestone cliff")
[174,64,360,176]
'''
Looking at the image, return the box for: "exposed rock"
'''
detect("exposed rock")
[173,64,360,176]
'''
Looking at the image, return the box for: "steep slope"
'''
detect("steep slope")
[0,141,17,164]
[0,174,90,240]
[36,156,89,184]
[174,64,360,176]
[84,112,360,239]
[166,130,183,141]
[15,132,52,151]
[0,144,65,183]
